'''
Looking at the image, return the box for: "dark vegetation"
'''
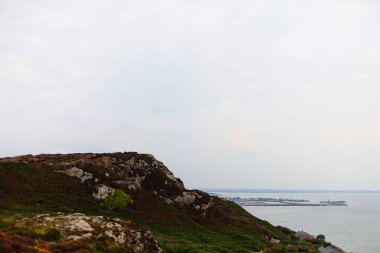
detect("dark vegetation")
[0,162,102,215]
[0,157,333,253]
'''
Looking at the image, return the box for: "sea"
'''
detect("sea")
[207,190,380,253]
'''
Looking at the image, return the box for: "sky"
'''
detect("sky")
[1,0,380,190]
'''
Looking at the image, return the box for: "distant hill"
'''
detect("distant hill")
[0,152,338,252]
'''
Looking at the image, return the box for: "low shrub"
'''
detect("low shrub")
[41,228,61,241]
[104,190,132,211]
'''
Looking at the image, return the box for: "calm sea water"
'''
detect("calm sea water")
[214,192,380,253]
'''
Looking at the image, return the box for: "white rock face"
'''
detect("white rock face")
[93,184,115,200]
[270,238,280,244]
[16,213,162,253]
[105,230,127,244]
[172,191,214,215]
[81,233,93,239]
[197,199,214,211]
[126,157,148,167]
[108,155,184,196]
[68,220,94,232]
[56,167,93,182]
[66,235,82,241]
[44,217,55,222]
[174,192,198,205]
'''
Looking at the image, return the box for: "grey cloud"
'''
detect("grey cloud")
[1,0,380,190]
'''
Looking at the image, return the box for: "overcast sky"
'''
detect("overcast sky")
[1,0,380,190]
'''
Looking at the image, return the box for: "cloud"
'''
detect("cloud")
[1,0,380,190]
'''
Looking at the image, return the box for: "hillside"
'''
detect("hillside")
[0,152,332,252]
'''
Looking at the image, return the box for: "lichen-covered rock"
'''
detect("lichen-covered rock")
[67,219,94,232]
[92,184,115,200]
[173,190,214,214]
[174,192,199,205]
[16,213,162,253]
[56,167,93,182]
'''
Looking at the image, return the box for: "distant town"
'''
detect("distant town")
[219,196,348,206]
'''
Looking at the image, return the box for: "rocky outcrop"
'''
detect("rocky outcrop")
[174,192,197,205]
[16,213,162,253]
[92,184,115,200]
[0,152,214,216]
[56,167,93,182]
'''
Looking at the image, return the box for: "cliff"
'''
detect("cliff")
[0,152,332,252]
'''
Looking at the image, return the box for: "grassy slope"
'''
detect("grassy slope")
[0,162,319,253]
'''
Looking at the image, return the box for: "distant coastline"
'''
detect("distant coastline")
[203,188,380,194]
[209,194,348,207]
[239,203,346,207]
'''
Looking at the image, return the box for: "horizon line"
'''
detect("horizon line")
[200,188,380,193]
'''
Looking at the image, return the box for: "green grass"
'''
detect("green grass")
[152,224,268,252]
[104,189,132,211]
